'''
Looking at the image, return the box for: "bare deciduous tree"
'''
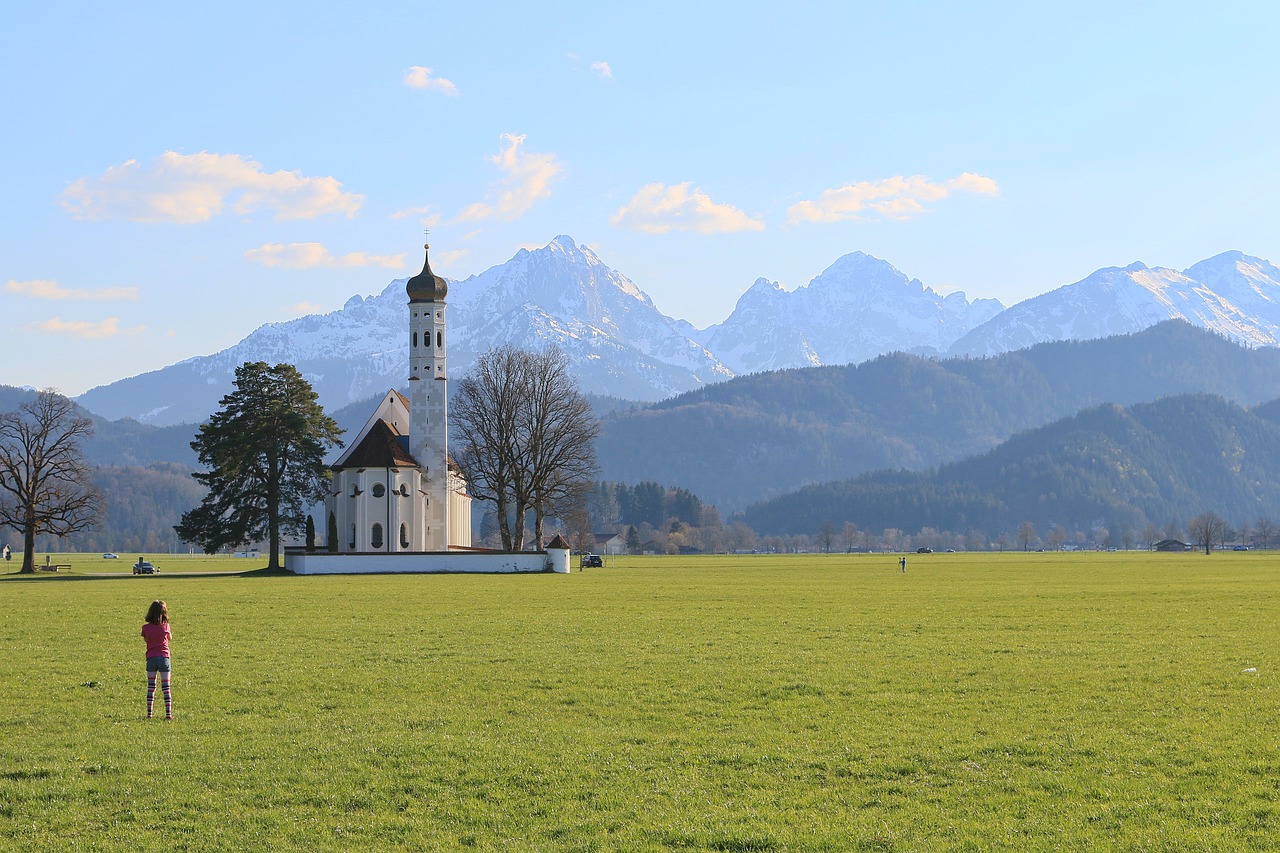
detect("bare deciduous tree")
[1188,511,1227,555]
[1018,520,1037,551]
[520,347,600,549]
[453,346,527,551]
[1255,517,1276,550]
[454,345,598,552]
[0,391,103,572]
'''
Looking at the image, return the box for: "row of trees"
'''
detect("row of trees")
[1,376,1270,565]
[1,349,602,566]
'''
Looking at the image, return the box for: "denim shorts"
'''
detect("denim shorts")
[146,656,171,673]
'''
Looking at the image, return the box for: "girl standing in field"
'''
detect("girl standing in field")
[142,600,173,719]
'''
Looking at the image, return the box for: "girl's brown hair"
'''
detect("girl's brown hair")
[145,600,168,624]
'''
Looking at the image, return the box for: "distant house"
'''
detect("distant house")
[1154,539,1191,552]
[640,540,662,556]
[593,533,626,556]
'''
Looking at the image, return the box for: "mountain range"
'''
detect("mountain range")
[742,393,1280,539]
[72,237,1280,428]
[9,321,1280,549]
[595,322,1280,512]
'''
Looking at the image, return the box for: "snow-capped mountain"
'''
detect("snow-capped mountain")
[71,239,1280,428]
[75,237,732,425]
[697,252,1004,373]
[949,251,1280,357]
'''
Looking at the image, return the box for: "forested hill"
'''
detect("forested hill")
[0,385,197,468]
[596,321,1280,512]
[744,394,1280,538]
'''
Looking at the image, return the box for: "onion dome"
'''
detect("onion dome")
[406,243,448,302]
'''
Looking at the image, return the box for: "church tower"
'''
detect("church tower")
[406,241,450,550]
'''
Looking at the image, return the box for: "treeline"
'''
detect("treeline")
[24,463,204,554]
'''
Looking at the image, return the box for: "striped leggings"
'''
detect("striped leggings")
[146,674,172,719]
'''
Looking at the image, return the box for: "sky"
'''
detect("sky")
[5,1,1280,396]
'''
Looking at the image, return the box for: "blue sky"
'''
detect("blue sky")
[5,1,1279,395]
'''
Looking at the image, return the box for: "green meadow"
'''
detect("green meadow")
[3,551,1279,851]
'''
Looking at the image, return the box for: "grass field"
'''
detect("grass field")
[3,551,1279,851]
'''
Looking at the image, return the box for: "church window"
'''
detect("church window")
[348,524,356,549]
[350,484,362,497]
[372,483,386,498]
[371,523,384,549]
[413,331,418,348]
[400,524,409,548]
[436,331,442,349]
[399,483,410,496]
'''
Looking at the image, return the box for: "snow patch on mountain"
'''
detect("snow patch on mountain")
[699,252,1004,373]
[950,252,1280,357]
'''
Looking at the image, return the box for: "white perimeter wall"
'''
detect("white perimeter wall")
[288,549,570,575]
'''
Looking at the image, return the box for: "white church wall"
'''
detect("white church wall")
[288,549,569,574]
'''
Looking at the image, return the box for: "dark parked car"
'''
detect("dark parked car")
[133,560,159,575]
[916,547,933,554]
[581,554,603,568]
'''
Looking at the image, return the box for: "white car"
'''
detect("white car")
[103,553,119,559]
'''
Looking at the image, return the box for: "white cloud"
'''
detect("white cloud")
[7,279,139,301]
[591,61,614,80]
[403,66,458,96]
[245,242,405,270]
[389,205,442,225]
[609,182,765,234]
[432,249,469,268]
[292,301,327,315]
[455,134,562,223]
[787,172,999,224]
[29,317,145,339]
[60,151,364,223]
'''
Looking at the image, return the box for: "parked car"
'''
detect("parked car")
[916,547,933,554]
[133,560,159,575]
[581,554,603,568]
[102,553,118,559]
[1233,545,1250,551]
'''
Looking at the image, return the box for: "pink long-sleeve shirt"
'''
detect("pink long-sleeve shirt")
[141,622,172,658]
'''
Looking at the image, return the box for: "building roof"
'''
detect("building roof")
[406,243,448,303]
[331,418,419,470]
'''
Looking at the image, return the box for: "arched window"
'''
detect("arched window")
[399,483,410,496]
[436,331,442,349]
[372,483,386,498]
[348,523,356,549]
[371,523,384,549]
[400,524,409,548]
[413,331,418,348]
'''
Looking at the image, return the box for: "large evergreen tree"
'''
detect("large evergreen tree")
[175,362,342,569]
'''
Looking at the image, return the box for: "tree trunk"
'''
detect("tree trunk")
[496,493,513,552]
[21,526,36,573]
[511,504,527,552]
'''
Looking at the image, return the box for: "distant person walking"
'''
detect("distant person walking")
[141,600,174,720]
[900,556,906,573]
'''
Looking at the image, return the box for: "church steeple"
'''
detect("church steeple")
[407,235,449,550]
[406,241,448,303]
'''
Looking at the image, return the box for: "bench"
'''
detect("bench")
[39,564,71,572]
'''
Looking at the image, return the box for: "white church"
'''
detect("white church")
[290,242,570,574]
